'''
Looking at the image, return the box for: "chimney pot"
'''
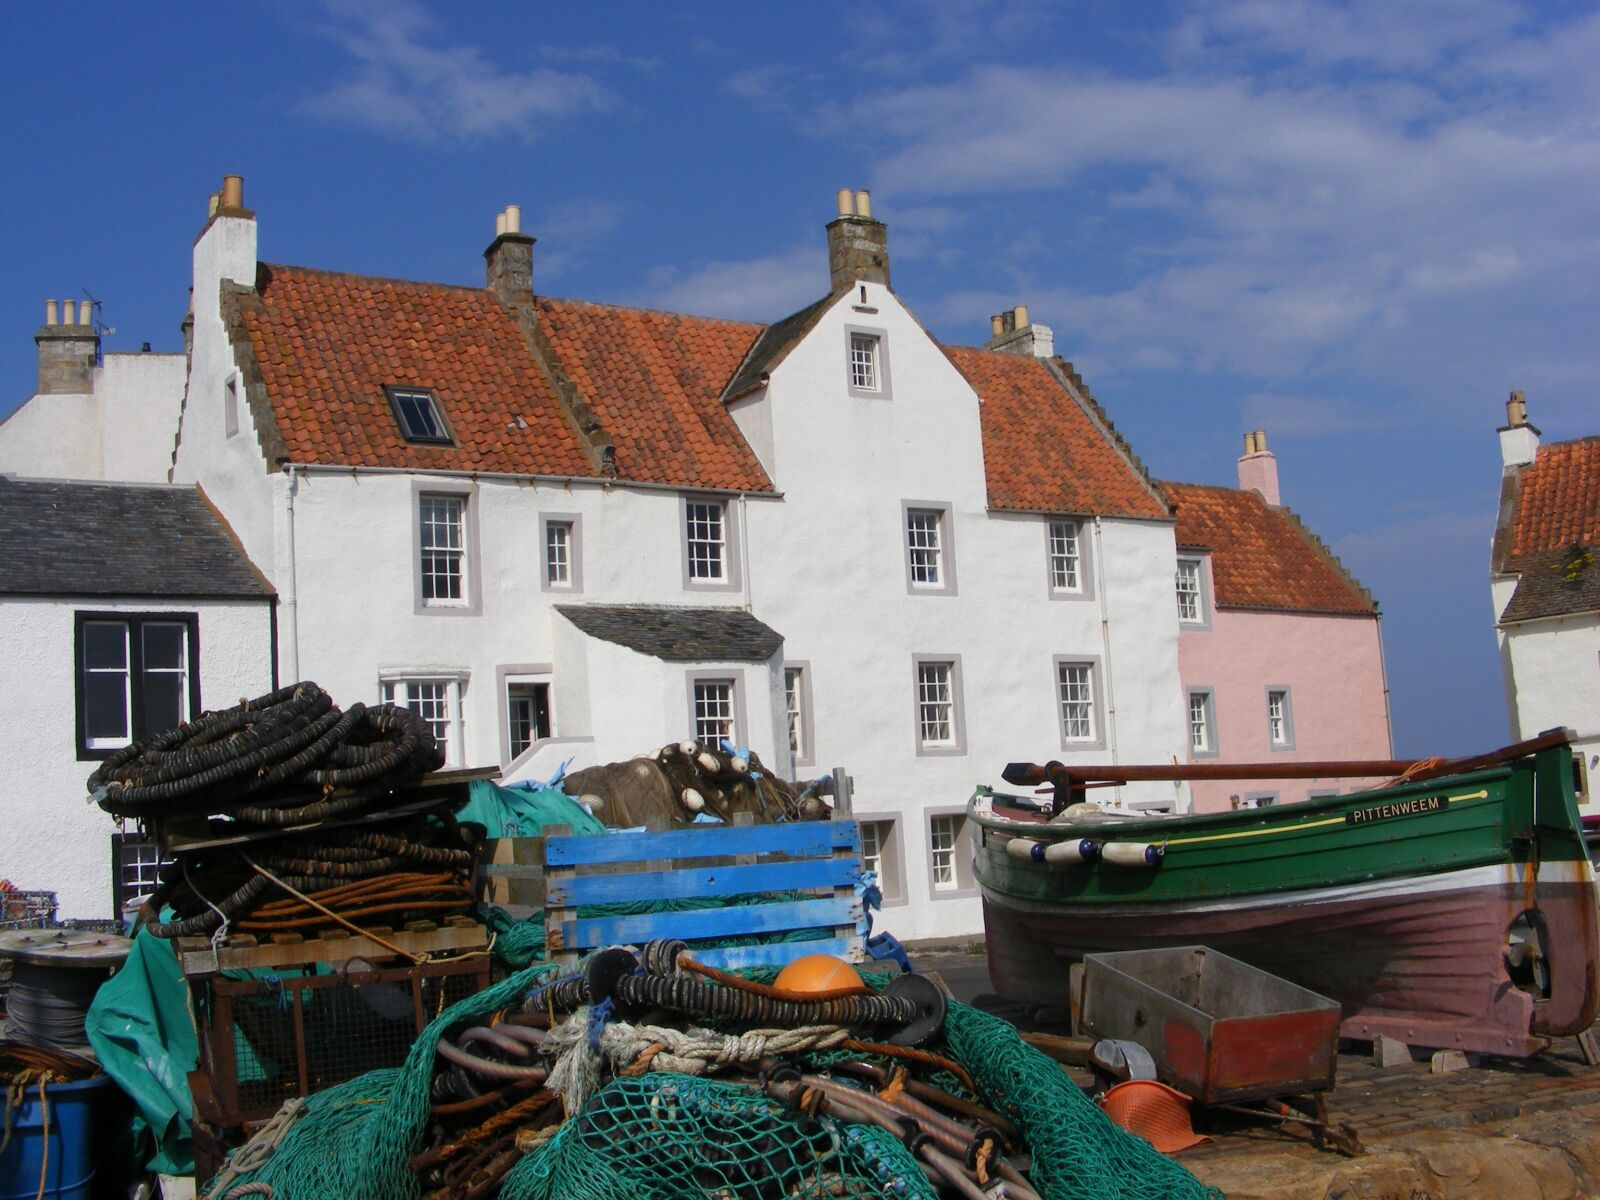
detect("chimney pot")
[62,299,77,325]
[496,211,507,237]
[854,190,873,219]
[208,192,220,218]
[989,314,1005,338]
[505,205,521,234]
[221,174,244,210]
[1243,432,1255,454]
[1013,304,1029,329]
[1255,429,1268,453]
[79,300,92,326]
[1506,389,1527,428]
[836,188,853,218]
[45,299,58,326]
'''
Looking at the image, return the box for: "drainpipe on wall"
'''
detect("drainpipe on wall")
[739,492,752,612]
[1092,517,1121,797]
[283,464,302,684]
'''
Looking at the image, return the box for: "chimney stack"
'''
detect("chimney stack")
[826,187,890,293]
[1498,389,1541,469]
[35,296,100,394]
[985,304,1055,359]
[1237,428,1280,505]
[485,204,536,307]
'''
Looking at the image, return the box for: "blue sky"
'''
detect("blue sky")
[2,1,1595,757]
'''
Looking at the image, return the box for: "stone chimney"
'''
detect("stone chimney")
[826,188,890,293]
[485,205,535,308]
[1498,389,1540,469]
[34,296,99,394]
[985,305,1055,358]
[1237,429,1280,505]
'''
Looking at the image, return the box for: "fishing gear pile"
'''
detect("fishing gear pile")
[204,943,1221,1200]
[89,682,473,941]
[563,740,828,828]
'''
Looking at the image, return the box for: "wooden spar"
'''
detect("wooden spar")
[1000,728,1573,788]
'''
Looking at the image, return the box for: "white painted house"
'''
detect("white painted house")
[0,477,275,918]
[164,179,1189,940]
[1490,392,1600,818]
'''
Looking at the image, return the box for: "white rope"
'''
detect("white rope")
[600,1022,851,1076]
[545,1008,601,1116]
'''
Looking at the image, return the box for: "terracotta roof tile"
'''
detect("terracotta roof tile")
[1507,436,1600,562]
[944,347,1167,519]
[241,265,595,477]
[538,298,770,491]
[1162,481,1375,615]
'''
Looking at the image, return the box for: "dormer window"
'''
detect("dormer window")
[385,386,453,444]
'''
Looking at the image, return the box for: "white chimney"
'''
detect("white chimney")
[1237,429,1280,505]
[1498,389,1540,469]
[985,304,1054,359]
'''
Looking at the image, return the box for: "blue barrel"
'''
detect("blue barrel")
[0,1074,111,1200]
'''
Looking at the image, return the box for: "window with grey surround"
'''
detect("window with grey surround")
[907,509,943,585]
[693,678,737,746]
[76,613,199,759]
[682,497,740,589]
[1187,689,1218,757]
[850,332,880,390]
[924,809,976,898]
[914,657,965,754]
[545,522,573,586]
[506,680,552,758]
[1056,662,1096,742]
[784,665,814,767]
[419,494,466,605]
[1176,557,1207,625]
[856,815,906,905]
[1267,688,1295,750]
[383,677,463,766]
[386,386,452,444]
[1047,519,1083,593]
[224,374,239,439]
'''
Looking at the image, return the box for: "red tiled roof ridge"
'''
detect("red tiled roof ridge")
[539,293,767,333]
[258,261,493,296]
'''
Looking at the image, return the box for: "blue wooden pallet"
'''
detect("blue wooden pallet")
[543,818,865,967]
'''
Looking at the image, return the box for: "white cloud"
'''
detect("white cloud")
[634,247,824,322]
[300,0,613,142]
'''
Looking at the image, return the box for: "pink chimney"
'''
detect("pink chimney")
[1237,430,1280,505]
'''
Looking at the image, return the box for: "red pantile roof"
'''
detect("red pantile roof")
[234,265,771,490]
[537,298,769,491]
[238,265,596,477]
[1506,436,1600,561]
[1162,482,1374,615]
[945,347,1168,519]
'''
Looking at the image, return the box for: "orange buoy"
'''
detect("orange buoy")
[774,953,868,996]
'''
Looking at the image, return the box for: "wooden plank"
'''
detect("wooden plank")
[179,923,488,975]
[543,824,577,965]
[545,819,859,867]
[695,936,863,970]
[567,896,860,949]
[484,836,546,908]
[547,857,860,907]
[1020,1031,1097,1067]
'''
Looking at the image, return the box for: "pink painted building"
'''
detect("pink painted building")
[1164,433,1393,812]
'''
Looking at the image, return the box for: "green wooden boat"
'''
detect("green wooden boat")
[969,731,1599,1057]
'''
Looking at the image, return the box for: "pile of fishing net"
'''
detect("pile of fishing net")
[563,740,827,828]
[202,945,1222,1200]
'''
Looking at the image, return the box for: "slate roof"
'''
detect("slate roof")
[1161,481,1375,615]
[948,348,1169,520]
[720,295,832,402]
[556,605,783,662]
[0,477,274,599]
[1497,436,1600,622]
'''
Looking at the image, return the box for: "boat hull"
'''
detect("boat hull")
[972,742,1600,1057]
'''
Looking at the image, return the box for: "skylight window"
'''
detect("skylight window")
[385,386,452,444]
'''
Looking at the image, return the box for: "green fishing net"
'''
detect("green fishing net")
[206,960,1221,1200]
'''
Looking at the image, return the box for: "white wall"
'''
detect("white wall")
[0,352,185,483]
[1500,613,1600,811]
[0,597,274,919]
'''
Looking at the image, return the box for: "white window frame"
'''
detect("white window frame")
[412,483,480,615]
[381,674,466,768]
[1045,517,1092,600]
[1176,555,1211,629]
[681,495,741,591]
[913,655,966,756]
[845,324,892,400]
[855,813,907,906]
[1267,686,1296,751]
[687,671,745,749]
[784,662,815,769]
[902,501,957,595]
[1053,658,1105,750]
[77,613,199,759]
[1187,688,1218,758]
[923,807,977,899]
[540,513,582,593]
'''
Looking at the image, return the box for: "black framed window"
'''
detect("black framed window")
[75,612,200,759]
[384,385,453,444]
